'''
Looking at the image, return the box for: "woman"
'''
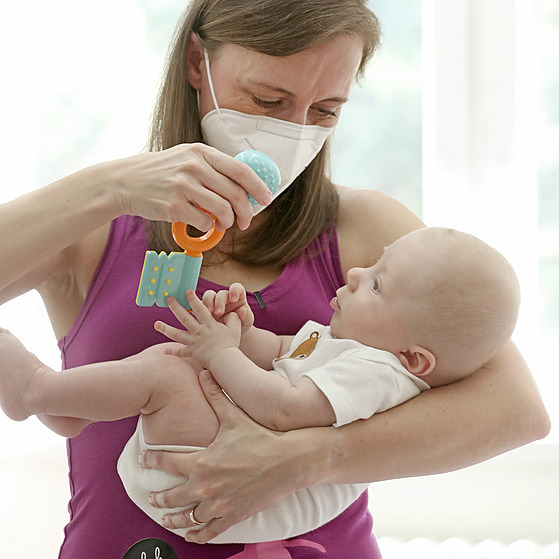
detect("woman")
[0,0,549,557]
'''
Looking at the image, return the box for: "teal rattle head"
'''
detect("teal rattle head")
[136,150,280,309]
[235,150,281,206]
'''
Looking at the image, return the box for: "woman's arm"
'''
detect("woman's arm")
[324,340,550,482]
[0,144,272,303]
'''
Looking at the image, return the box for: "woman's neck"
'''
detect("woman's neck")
[200,213,284,291]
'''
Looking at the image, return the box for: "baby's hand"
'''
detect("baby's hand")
[203,283,254,331]
[155,291,242,368]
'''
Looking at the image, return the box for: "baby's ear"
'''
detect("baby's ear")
[398,346,436,378]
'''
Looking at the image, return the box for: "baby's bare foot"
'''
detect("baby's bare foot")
[0,328,49,421]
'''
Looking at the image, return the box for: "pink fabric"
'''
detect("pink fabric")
[57,215,381,558]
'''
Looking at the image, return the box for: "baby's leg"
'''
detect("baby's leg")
[140,348,219,447]
[0,328,49,421]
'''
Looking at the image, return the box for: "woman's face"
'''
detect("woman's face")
[189,34,364,127]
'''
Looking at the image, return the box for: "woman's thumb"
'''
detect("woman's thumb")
[199,369,237,421]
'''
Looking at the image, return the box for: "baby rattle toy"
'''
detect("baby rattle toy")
[136,150,281,309]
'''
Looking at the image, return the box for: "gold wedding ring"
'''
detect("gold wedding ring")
[189,505,206,526]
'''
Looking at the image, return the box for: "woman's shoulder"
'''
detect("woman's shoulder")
[335,186,425,274]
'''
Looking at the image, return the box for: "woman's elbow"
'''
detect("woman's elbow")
[526,401,551,442]
[511,393,552,446]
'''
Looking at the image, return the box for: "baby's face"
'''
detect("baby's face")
[330,232,419,351]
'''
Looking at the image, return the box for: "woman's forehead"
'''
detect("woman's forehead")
[213,37,363,98]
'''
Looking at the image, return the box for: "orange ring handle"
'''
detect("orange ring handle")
[172,220,225,258]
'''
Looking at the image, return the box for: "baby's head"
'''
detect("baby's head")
[330,227,520,387]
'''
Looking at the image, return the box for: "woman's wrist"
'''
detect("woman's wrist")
[54,160,125,223]
[83,158,133,220]
[278,425,342,490]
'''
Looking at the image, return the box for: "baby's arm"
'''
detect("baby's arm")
[156,290,336,431]
[160,284,286,369]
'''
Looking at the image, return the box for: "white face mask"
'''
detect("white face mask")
[200,48,334,214]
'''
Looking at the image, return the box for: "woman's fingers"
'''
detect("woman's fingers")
[139,449,193,479]
[198,369,243,424]
[201,146,273,223]
[184,516,243,544]
[165,143,271,231]
[115,143,272,231]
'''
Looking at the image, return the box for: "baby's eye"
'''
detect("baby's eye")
[371,277,380,293]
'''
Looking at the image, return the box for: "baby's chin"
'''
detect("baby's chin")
[328,317,342,340]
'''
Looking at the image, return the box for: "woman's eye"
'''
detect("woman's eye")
[316,107,339,119]
[252,95,282,108]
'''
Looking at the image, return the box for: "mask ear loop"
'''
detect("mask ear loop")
[203,47,222,117]
[202,46,256,151]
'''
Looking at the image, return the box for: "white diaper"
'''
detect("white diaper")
[117,419,368,543]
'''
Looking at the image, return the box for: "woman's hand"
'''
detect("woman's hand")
[110,143,273,231]
[138,370,314,543]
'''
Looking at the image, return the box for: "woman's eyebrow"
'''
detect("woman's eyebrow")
[245,79,292,95]
[245,78,348,104]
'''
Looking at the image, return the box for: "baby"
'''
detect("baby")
[0,227,520,543]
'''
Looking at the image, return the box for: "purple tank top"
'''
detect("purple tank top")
[57,215,381,559]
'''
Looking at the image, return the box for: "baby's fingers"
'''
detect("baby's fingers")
[213,290,235,316]
[166,296,197,329]
[185,290,214,323]
[163,343,191,358]
[214,283,247,316]
[236,306,254,328]
[228,283,247,304]
[154,321,190,343]
[201,290,218,314]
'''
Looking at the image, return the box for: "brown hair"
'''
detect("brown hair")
[146,0,381,266]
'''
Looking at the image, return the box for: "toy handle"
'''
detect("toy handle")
[172,220,225,258]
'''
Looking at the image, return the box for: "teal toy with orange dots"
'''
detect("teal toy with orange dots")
[136,150,281,309]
